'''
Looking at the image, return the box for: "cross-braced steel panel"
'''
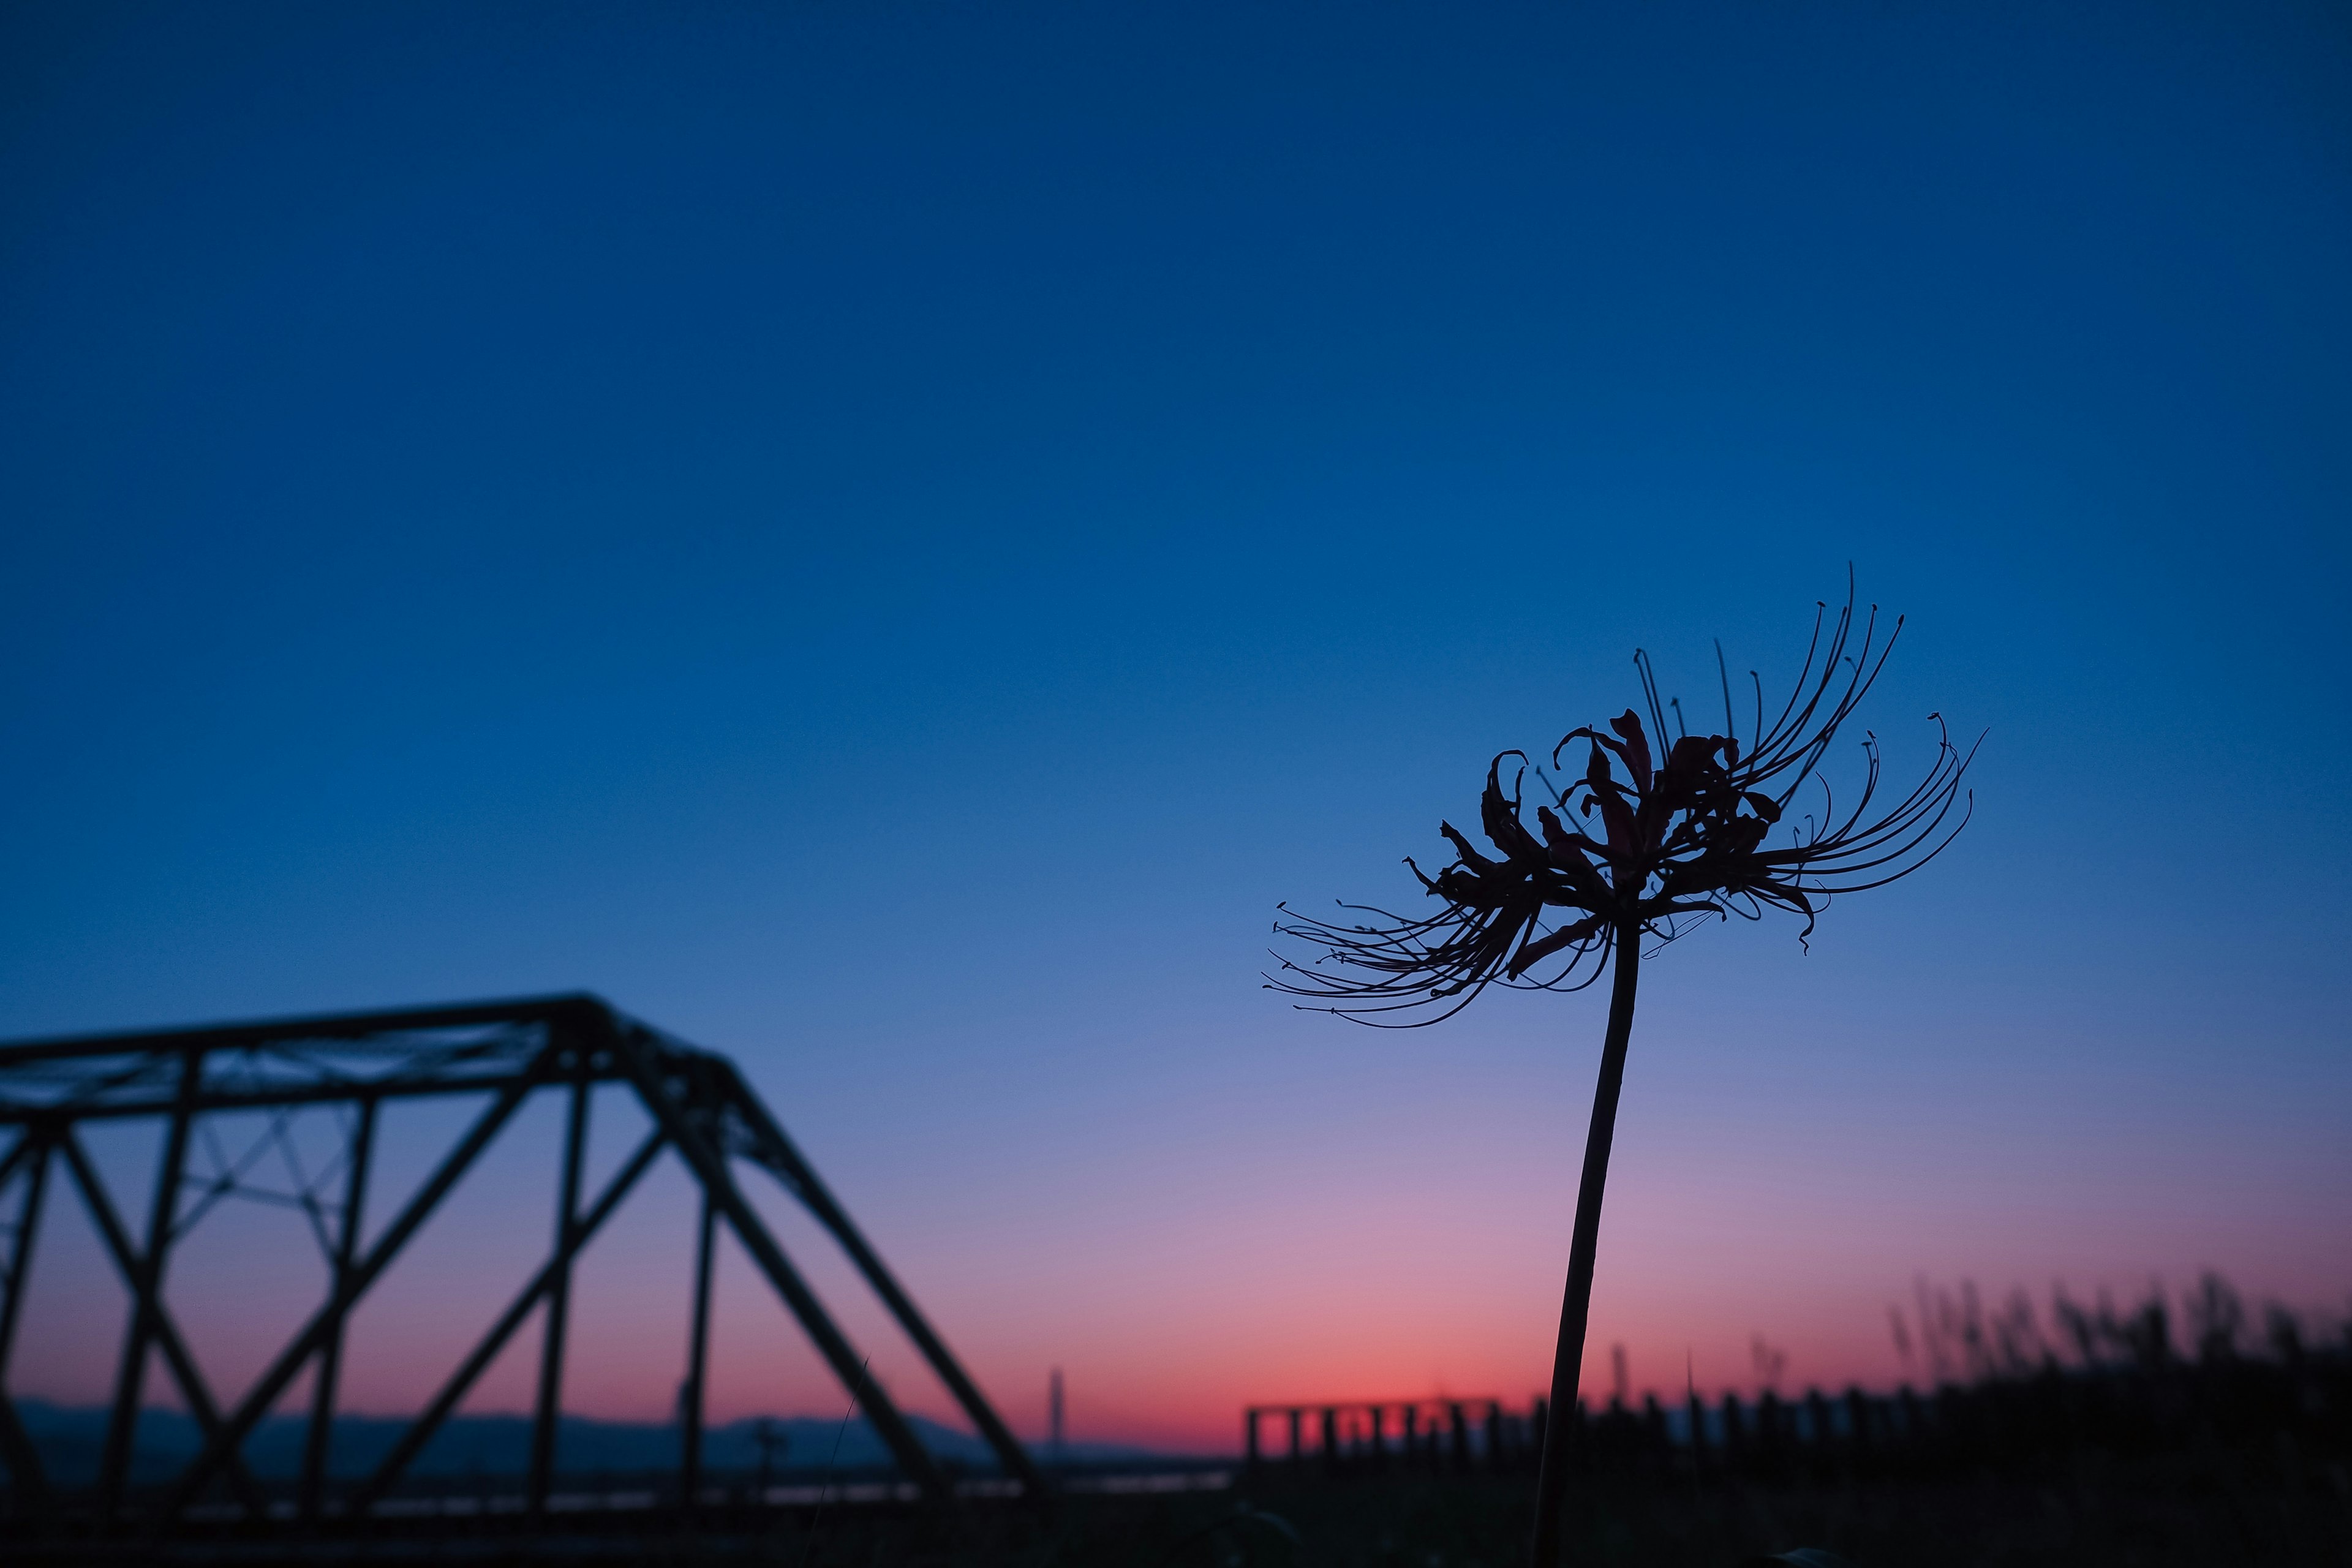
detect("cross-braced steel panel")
[0,994,1040,1536]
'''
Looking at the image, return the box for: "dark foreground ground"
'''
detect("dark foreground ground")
[12,1468,2348,1568]
[660,1471,2348,1568]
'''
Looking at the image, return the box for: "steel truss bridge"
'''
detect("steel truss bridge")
[0,995,1039,1539]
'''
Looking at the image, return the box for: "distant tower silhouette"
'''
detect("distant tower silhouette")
[1611,1343,1629,1408]
[752,1418,788,1496]
[1049,1367,1065,1466]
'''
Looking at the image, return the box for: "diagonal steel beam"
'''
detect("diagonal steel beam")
[0,1129,36,1193]
[0,1384,42,1511]
[721,1061,1046,1497]
[527,1074,590,1516]
[55,1132,267,1517]
[344,1129,666,1517]
[300,1097,375,1521]
[0,1138,47,1368]
[606,1033,950,1502]
[99,1050,197,1514]
[0,1136,55,1508]
[157,1077,536,1520]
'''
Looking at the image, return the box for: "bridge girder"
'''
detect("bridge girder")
[0,993,1041,1534]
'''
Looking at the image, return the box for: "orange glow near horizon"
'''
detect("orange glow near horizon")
[7,1020,2345,1458]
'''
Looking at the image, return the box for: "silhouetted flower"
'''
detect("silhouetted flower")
[1269,578,1978,1568]
[1270,588,1973,1022]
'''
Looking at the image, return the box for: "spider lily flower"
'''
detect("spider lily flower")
[1270,589,1977,1023]
[1267,579,1979,1568]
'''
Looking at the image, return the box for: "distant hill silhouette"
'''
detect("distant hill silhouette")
[15,1400,1163,1487]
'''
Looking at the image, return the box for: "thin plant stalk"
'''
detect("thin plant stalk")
[1531,924,1639,1568]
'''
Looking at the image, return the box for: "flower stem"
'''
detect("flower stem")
[1528,925,1643,1568]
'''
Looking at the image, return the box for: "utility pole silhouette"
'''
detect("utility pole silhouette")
[752,1418,788,1497]
[1049,1367,1066,1468]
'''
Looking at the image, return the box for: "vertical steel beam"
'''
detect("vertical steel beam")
[300,1097,375,1521]
[100,1049,197,1515]
[528,1074,590,1516]
[0,1134,54,1506]
[679,1188,716,1518]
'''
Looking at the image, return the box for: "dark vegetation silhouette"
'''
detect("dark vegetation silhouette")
[1226,1273,2350,1566]
[1272,579,1978,1567]
[1243,1274,2351,1476]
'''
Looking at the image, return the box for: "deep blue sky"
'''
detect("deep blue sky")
[2,2,2347,1442]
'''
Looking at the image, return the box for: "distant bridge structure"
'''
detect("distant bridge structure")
[0,994,1040,1537]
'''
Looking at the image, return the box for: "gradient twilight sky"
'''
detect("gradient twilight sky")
[2,2,2348,1454]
